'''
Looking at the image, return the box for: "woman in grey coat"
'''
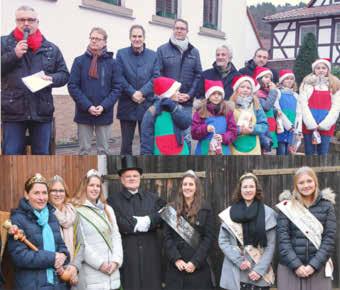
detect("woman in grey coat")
[218,172,276,290]
[70,169,123,290]
[276,166,336,290]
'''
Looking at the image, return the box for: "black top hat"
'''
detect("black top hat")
[118,156,143,176]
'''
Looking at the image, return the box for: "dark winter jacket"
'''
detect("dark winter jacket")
[196,62,240,100]
[277,189,336,271]
[239,59,279,83]
[164,203,214,290]
[1,32,69,122]
[0,240,4,288]
[7,198,70,290]
[157,40,202,106]
[116,46,160,121]
[107,189,166,290]
[140,99,192,155]
[67,50,121,125]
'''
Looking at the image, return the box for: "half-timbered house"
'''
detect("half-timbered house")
[264,0,340,65]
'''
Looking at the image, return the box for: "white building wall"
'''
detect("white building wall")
[2,0,260,95]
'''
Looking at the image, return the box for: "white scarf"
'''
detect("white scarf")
[170,34,189,54]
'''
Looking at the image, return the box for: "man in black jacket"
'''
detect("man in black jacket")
[1,5,69,155]
[239,48,278,83]
[157,19,202,152]
[196,45,240,100]
[108,156,165,290]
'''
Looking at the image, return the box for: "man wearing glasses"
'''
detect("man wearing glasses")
[68,27,121,155]
[1,5,69,155]
[157,19,202,153]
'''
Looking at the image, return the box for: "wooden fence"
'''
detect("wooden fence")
[106,155,340,288]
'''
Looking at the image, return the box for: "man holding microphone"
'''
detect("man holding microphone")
[1,5,69,154]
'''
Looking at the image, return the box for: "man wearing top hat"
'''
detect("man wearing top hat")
[107,156,165,290]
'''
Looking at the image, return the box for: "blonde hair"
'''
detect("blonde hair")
[48,175,70,203]
[230,84,260,110]
[292,166,319,206]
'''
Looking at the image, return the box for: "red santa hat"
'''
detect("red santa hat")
[253,66,273,80]
[312,58,331,72]
[153,77,181,98]
[232,75,256,92]
[279,69,295,83]
[205,79,225,99]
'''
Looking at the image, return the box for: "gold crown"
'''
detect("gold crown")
[239,172,258,182]
[27,173,48,187]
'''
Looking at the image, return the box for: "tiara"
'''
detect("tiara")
[239,172,258,182]
[183,169,197,178]
[27,173,48,187]
[86,169,101,178]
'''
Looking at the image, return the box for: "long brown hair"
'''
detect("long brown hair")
[198,99,231,118]
[174,171,203,224]
[232,172,264,203]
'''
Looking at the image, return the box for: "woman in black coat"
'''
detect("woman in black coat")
[163,170,214,290]
[276,166,336,290]
[7,173,70,290]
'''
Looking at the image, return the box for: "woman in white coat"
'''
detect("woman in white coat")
[71,169,123,290]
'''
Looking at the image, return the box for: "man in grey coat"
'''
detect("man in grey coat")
[157,19,202,152]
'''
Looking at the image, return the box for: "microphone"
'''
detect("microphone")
[23,28,30,40]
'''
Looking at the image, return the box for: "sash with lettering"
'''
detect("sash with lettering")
[218,207,275,284]
[76,205,113,252]
[159,205,216,286]
[276,199,333,278]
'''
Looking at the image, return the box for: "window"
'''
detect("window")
[336,23,340,43]
[98,0,121,4]
[156,0,178,19]
[203,0,218,30]
[299,24,317,45]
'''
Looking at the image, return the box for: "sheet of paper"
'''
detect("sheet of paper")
[21,71,52,93]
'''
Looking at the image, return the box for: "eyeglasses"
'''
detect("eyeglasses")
[16,18,37,24]
[50,189,65,194]
[89,37,105,42]
[174,27,187,31]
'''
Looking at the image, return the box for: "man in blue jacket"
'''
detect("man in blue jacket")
[68,27,121,155]
[116,25,160,155]
[157,19,202,152]
[1,5,69,155]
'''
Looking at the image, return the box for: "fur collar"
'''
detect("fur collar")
[279,188,336,205]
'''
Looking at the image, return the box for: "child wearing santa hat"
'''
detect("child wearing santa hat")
[299,58,340,155]
[191,80,237,155]
[140,76,191,155]
[229,75,268,155]
[253,66,280,153]
[275,69,302,155]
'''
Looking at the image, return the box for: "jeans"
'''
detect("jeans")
[277,142,289,155]
[2,121,52,155]
[303,134,331,155]
[120,120,142,155]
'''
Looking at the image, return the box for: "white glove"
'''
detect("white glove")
[133,216,151,232]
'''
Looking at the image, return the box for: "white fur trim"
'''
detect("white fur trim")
[279,73,295,84]
[321,188,336,205]
[161,81,181,99]
[312,59,331,72]
[318,89,340,130]
[205,86,225,99]
[279,190,292,202]
[232,76,255,91]
[255,70,273,80]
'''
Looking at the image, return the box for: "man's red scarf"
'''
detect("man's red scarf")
[13,28,43,52]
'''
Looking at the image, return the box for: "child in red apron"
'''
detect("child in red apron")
[299,58,340,155]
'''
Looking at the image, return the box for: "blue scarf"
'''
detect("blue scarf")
[34,206,56,284]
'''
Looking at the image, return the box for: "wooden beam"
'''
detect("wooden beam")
[253,166,340,176]
[103,171,207,180]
